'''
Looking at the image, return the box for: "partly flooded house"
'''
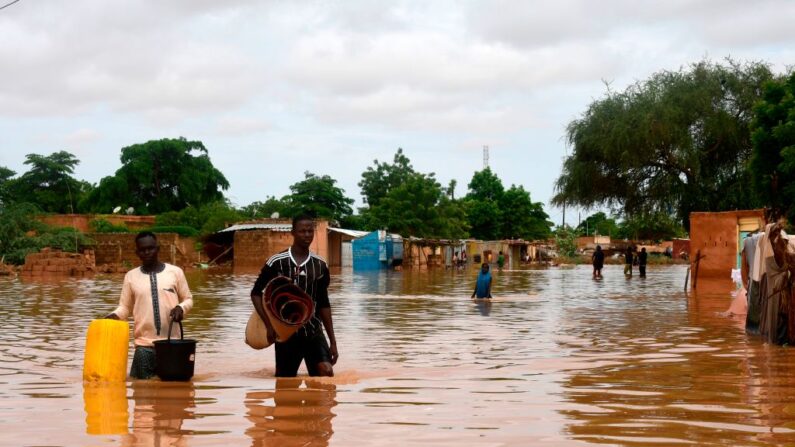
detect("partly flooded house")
[688,209,765,283]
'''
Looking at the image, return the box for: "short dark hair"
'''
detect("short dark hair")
[291,213,315,228]
[135,231,157,243]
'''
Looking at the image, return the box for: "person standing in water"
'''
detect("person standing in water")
[250,214,338,377]
[638,247,648,277]
[472,263,493,299]
[497,251,505,270]
[623,246,634,276]
[106,231,194,379]
[592,245,605,279]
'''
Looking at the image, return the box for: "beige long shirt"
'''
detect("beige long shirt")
[113,263,194,347]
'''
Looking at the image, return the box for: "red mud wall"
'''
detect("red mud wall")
[21,248,96,277]
[39,214,155,232]
[689,210,764,280]
[233,222,329,270]
[90,233,197,268]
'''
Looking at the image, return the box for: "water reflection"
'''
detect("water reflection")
[83,382,129,435]
[121,381,196,446]
[473,299,492,316]
[245,378,337,446]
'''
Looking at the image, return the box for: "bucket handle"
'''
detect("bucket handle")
[167,318,184,342]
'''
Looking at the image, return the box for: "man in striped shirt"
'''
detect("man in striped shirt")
[250,214,339,377]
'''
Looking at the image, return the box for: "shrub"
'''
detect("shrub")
[89,218,129,233]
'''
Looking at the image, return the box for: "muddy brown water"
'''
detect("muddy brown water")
[2,265,795,446]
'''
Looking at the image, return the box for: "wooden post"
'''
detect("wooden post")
[684,266,690,292]
[692,249,703,290]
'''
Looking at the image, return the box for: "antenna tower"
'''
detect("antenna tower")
[483,145,489,169]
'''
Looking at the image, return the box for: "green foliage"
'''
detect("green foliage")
[576,212,620,237]
[0,166,15,206]
[554,226,578,258]
[358,148,415,207]
[5,151,90,213]
[146,226,200,237]
[281,172,354,223]
[0,202,44,259]
[339,213,367,231]
[750,72,795,222]
[369,172,469,239]
[89,218,129,233]
[240,196,286,219]
[615,212,687,241]
[465,168,552,240]
[83,137,230,214]
[0,203,93,264]
[553,59,773,229]
[465,168,504,240]
[155,201,243,237]
[500,185,553,240]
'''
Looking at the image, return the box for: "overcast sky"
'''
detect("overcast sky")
[1,0,793,224]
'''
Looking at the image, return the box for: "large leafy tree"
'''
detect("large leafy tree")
[281,172,354,223]
[576,212,619,237]
[6,151,90,213]
[465,168,504,240]
[500,185,553,240]
[465,168,552,240]
[83,138,229,214]
[553,60,773,229]
[750,72,795,222]
[615,212,687,241]
[358,148,415,207]
[369,172,468,239]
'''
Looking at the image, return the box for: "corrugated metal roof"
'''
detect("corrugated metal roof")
[218,223,292,233]
[328,227,370,238]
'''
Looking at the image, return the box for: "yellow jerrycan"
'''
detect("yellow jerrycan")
[83,319,130,382]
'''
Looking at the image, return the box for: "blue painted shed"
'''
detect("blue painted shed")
[352,230,403,270]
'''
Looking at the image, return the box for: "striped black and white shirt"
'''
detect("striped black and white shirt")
[251,247,331,336]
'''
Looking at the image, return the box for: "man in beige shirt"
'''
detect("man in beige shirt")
[107,231,194,379]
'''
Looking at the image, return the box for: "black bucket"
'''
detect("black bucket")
[153,320,196,381]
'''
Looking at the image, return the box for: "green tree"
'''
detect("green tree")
[156,201,244,236]
[576,212,620,237]
[240,196,286,219]
[370,172,469,239]
[83,138,229,214]
[616,212,687,241]
[0,203,93,264]
[554,225,578,258]
[750,72,795,222]
[0,166,15,206]
[499,185,553,240]
[553,59,773,229]
[358,148,415,207]
[6,151,90,213]
[281,172,354,223]
[465,168,504,240]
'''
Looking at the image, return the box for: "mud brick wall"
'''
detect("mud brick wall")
[689,210,765,279]
[89,233,196,268]
[21,248,96,277]
[234,223,329,269]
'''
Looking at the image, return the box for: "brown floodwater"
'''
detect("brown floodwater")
[2,265,795,446]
